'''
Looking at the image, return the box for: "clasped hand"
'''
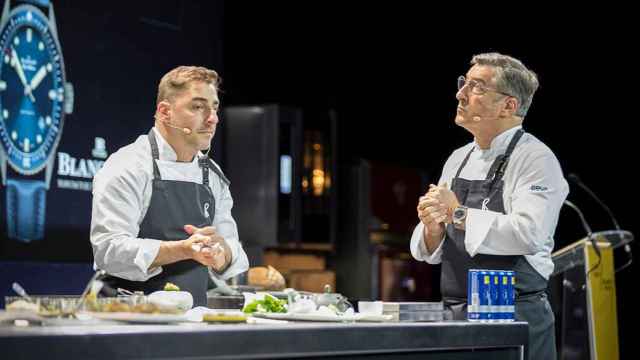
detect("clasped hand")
[183,224,228,271]
[416,183,460,229]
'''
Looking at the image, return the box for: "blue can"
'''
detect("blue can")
[467,269,490,321]
[487,271,500,322]
[497,271,508,321]
[504,271,515,321]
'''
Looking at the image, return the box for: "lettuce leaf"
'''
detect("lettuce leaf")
[243,294,287,314]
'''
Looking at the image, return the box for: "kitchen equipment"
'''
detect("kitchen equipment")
[312,285,352,313]
[11,282,34,303]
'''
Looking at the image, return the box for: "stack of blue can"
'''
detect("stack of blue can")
[467,269,515,322]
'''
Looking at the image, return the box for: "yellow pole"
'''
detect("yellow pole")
[584,241,619,360]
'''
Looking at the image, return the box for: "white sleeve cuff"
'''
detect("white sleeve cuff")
[210,239,249,280]
[410,223,444,264]
[464,208,498,257]
[134,238,163,280]
[212,250,249,280]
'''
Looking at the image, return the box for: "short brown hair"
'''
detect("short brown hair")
[156,66,220,105]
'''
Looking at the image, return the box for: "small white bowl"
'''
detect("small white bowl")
[148,291,193,311]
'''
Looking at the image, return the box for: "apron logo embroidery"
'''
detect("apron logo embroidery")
[481,198,490,211]
[203,203,210,218]
[529,185,548,192]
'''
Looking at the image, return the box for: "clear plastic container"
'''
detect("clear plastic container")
[5,295,82,316]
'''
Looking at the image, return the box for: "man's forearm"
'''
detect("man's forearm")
[150,241,190,268]
[423,226,444,254]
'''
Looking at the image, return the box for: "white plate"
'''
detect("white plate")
[85,312,189,324]
[252,312,392,322]
[354,313,394,322]
[252,312,355,322]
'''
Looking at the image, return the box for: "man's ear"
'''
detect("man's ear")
[502,96,519,116]
[156,101,171,120]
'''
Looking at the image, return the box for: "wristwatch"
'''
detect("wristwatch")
[452,206,468,228]
[0,0,73,242]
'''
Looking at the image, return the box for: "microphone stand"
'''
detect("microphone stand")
[563,200,601,277]
[568,173,632,273]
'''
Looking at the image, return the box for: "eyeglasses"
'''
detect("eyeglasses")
[457,75,512,97]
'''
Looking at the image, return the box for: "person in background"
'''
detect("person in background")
[410,53,568,360]
[91,66,249,306]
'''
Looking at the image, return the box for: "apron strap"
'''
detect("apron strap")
[147,129,162,180]
[197,157,231,187]
[198,157,210,186]
[454,147,475,179]
[453,128,525,184]
[148,128,230,189]
[484,154,505,180]
[207,159,230,186]
[487,129,525,191]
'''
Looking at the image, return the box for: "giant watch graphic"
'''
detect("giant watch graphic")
[0,0,73,242]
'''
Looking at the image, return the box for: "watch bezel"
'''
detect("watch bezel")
[0,3,68,179]
[453,206,467,224]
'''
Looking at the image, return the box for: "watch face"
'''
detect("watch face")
[0,5,66,175]
[454,208,466,220]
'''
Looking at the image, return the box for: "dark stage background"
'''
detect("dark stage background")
[0,1,636,358]
[222,5,637,356]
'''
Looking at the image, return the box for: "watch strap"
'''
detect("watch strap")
[6,178,47,242]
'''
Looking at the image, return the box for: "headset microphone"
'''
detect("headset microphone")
[163,120,192,135]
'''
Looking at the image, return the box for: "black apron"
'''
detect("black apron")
[103,130,221,307]
[441,129,556,360]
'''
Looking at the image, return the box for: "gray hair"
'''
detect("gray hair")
[471,53,539,117]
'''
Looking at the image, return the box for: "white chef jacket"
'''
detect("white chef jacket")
[410,126,568,280]
[90,127,249,282]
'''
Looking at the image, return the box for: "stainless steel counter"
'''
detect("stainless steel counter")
[0,320,528,359]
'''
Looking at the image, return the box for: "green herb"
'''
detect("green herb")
[163,282,180,291]
[243,294,287,314]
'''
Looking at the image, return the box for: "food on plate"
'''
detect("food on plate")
[163,282,180,291]
[316,304,340,316]
[287,298,317,314]
[203,312,247,323]
[6,299,40,313]
[102,301,133,313]
[94,299,182,314]
[147,290,193,311]
[243,293,287,314]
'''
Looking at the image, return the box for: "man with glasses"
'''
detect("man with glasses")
[410,53,568,360]
[90,66,249,306]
